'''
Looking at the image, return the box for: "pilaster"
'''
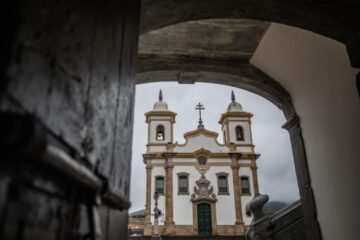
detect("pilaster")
[251,160,259,194]
[230,154,245,235]
[144,164,153,236]
[164,153,176,235]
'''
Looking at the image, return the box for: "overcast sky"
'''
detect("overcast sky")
[130,82,299,212]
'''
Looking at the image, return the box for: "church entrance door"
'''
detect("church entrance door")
[197,203,212,235]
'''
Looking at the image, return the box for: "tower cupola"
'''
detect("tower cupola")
[153,90,169,111]
[227,91,243,112]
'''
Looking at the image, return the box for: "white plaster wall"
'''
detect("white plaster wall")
[174,134,228,152]
[238,167,254,225]
[173,158,196,163]
[207,158,231,163]
[149,120,171,143]
[173,166,200,224]
[151,167,166,225]
[207,166,236,225]
[237,159,252,164]
[151,159,164,164]
[221,125,227,144]
[235,146,253,153]
[228,121,252,145]
[173,165,237,225]
[148,145,167,152]
[251,23,360,240]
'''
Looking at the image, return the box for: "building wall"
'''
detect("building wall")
[149,120,172,143]
[151,167,166,225]
[207,166,236,225]
[251,23,360,240]
[227,120,252,146]
[173,166,200,224]
[172,165,237,226]
[238,167,254,225]
[173,134,227,152]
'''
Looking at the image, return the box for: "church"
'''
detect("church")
[142,90,260,236]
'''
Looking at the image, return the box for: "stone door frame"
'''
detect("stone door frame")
[192,200,217,235]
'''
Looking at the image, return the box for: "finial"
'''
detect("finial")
[195,102,205,128]
[231,90,235,102]
[159,89,163,101]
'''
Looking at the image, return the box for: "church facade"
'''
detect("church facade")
[143,91,260,237]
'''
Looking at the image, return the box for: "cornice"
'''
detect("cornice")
[145,111,176,121]
[170,127,232,149]
[143,151,259,159]
[218,111,253,125]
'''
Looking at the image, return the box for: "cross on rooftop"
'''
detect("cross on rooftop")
[195,102,205,129]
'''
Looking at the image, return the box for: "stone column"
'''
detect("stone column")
[164,153,176,235]
[144,163,153,236]
[282,115,322,240]
[230,155,245,235]
[251,160,259,194]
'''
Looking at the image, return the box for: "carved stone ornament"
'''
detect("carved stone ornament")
[191,172,217,202]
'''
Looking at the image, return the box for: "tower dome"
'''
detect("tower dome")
[227,90,243,112]
[153,89,168,111]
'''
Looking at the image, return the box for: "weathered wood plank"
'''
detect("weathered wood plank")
[1,0,141,239]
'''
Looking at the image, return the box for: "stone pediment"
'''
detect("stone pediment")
[172,128,230,153]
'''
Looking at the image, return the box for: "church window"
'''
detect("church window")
[241,176,250,194]
[156,125,165,141]
[217,173,229,194]
[155,176,164,194]
[177,173,189,194]
[235,126,244,141]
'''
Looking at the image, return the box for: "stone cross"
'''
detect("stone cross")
[195,102,205,128]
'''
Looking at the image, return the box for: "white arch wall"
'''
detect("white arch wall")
[251,23,360,240]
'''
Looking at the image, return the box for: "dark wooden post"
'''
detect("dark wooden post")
[0,0,141,239]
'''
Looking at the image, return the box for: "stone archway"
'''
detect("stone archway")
[136,69,321,239]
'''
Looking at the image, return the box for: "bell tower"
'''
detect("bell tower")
[219,91,255,153]
[145,90,177,152]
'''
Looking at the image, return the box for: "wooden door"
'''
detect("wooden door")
[197,203,212,235]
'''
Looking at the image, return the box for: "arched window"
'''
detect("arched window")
[155,176,164,194]
[235,125,244,141]
[216,173,229,195]
[177,173,189,195]
[156,125,165,141]
[240,176,250,194]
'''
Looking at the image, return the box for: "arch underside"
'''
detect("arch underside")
[137,59,296,119]
[141,0,360,44]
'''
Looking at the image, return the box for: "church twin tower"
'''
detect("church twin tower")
[143,90,259,237]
